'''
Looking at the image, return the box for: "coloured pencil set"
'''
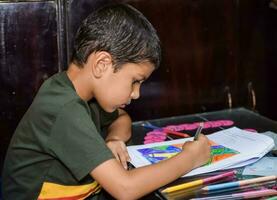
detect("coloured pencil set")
[161,171,277,200]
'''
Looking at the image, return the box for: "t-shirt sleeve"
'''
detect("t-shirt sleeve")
[47,99,114,181]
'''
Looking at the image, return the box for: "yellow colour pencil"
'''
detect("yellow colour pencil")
[162,180,203,193]
[162,170,236,193]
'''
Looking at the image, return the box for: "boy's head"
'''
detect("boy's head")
[70,3,161,70]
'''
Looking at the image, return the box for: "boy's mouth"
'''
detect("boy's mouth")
[119,100,131,108]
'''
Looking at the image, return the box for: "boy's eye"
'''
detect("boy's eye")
[132,80,143,85]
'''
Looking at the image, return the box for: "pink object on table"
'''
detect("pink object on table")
[143,120,236,144]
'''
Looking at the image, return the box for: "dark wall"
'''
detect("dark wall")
[0,0,277,170]
[237,0,277,118]
[0,1,60,171]
[126,0,240,119]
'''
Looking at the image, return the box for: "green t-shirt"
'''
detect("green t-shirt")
[2,72,117,200]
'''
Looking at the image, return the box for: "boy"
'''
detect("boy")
[2,4,210,200]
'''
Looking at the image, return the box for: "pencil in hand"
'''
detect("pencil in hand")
[194,122,204,140]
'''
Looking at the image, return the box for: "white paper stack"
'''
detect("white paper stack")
[127,127,274,177]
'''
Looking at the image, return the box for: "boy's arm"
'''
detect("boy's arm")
[105,109,132,169]
[91,134,210,200]
[105,108,131,143]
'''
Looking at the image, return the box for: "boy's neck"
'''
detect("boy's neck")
[66,63,94,101]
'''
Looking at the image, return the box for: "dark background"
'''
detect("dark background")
[0,0,277,171]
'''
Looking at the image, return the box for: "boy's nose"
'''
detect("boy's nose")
[131,85,140,99]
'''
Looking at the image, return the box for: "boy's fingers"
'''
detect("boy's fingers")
[113,150,120,161]
[119,142,131,162]
[199,134,208,139]
[121,145,131,161]
[125,151,131,162]
[196,133,204,139]
[106,140,130,169]
[113,150,127,169]
[118,152,128,169]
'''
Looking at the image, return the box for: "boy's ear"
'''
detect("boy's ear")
[89,51,113,78]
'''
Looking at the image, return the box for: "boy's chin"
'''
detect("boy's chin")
[102,106,118,113]
[101,103,125,113]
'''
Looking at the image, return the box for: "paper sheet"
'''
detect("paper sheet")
[127,127,274,177]
[243,157,277,176]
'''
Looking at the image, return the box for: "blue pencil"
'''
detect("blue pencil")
[203,180,277,195]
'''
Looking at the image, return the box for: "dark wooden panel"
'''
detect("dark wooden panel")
[266,1,277,120]
[0,1,59,170]
[235,0,277,118]
[124,0,239,120]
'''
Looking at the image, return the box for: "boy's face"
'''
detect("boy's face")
[95,62,155,113]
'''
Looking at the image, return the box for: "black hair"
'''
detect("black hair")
[71,4,161,70]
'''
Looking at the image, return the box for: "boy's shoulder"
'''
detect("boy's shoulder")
[42,71,74,93]
[31,71,90,117]
[38,71,78,101]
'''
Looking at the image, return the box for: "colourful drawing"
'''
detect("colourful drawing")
[137,143,183,164]
[205,141,239,165]
[137,141,239,165]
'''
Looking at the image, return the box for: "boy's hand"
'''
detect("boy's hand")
[182,134,211,168]
[106,139,131,170]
